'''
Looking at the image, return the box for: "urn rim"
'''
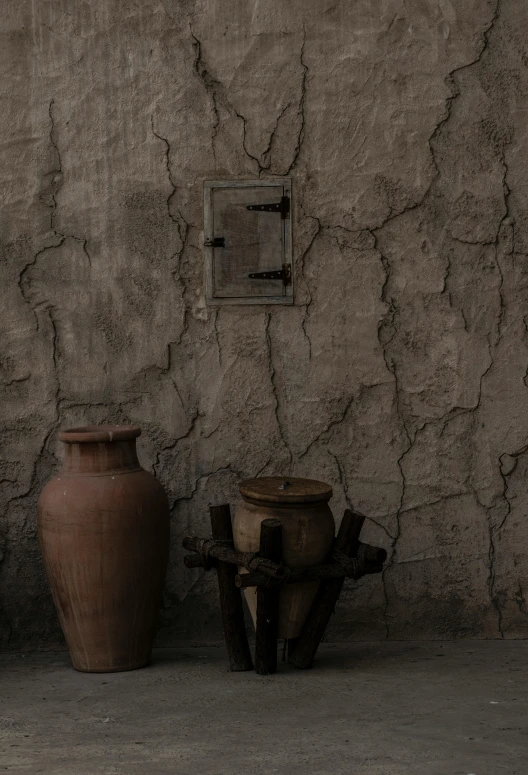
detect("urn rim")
[239,476,333,505]
[59,425,141,444]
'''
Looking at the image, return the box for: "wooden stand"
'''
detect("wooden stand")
[287,509,364,669]
[209,505,253,672]
[183,506,386,675]
[255,519,282,675]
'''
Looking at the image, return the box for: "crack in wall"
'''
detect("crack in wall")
[153,407,200,483]
[371,0,504,638]
[495,444,528,527]
[494,165,514,345]
[212,309,222,366]
[260,100,293,173]
[299,216,322,359]
[255,455,273,477]
[44,100,92,257]
[403,336,499,626]
[299,394,355,460]
[149,332,199,481]
[150,115,181,229]
[12,99,91,533]
[265,311,293,469]
[328,449,394,542]
[170,464,246,510]
[380,432,410,638]
[486,443,528,636]
[329,446,391,639]
[233,108,265,174]
[364,0,502,242]
[0,375,31,387]
[480,112,513,637]
[487,513,504,638]
[373,225,411,637]
[149,116,191,278]
[3,420,60,526]
[427,0,502,192]
[329,449,350,507]
[47,99,63,234]
[150,114,189,340]
[286,25,308,175]
[515,582,527,616]
[18,100,92,327]
[468,481,504,637]
[190,25,268,176]
[191,23,308,175]
[435,334,495,443]
[190,26,221,164]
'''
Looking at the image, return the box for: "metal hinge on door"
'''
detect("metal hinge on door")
[248,263,291,286]
[203,237,225,248]
[246,195,290,219]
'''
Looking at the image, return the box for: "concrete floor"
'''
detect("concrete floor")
[0,642,526,775]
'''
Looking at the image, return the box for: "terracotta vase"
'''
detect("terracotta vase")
[232,476,335,639]
[37,425,170,673]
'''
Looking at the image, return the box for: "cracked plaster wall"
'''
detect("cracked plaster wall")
[1,0,528,650]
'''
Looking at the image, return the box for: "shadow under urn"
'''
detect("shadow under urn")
[37,425,170,672]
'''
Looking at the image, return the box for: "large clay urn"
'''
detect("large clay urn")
[232,476,335,638]
[37,425,170,673]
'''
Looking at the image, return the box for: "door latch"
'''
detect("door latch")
[204,237,225,248]
[246,195,290,219]
[248,263,291,286]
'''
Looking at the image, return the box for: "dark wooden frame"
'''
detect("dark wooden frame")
[182,506,386,674]
[203,179,293,306]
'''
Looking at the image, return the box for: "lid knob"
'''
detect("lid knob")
[278,480,292,490]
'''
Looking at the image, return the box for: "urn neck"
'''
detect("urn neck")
[62,440,141,476]
[59,426,142,476]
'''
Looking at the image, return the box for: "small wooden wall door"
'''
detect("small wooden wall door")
[204,179,293,305]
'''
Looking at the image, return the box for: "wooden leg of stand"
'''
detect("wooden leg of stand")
[210,505,253,672]
[254,519,282,675]
[288,509,365,670]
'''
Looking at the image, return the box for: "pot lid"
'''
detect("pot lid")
[239,476,333,504]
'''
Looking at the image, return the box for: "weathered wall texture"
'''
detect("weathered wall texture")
[1,0,528,650]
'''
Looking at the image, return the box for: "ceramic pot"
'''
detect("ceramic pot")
[37,425,169,672]
[232,476,335,638]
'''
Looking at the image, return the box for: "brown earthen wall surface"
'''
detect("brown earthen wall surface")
[1,0,527,649]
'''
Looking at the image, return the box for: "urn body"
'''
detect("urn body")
[232,477,335,638]
[37,425,169,672]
